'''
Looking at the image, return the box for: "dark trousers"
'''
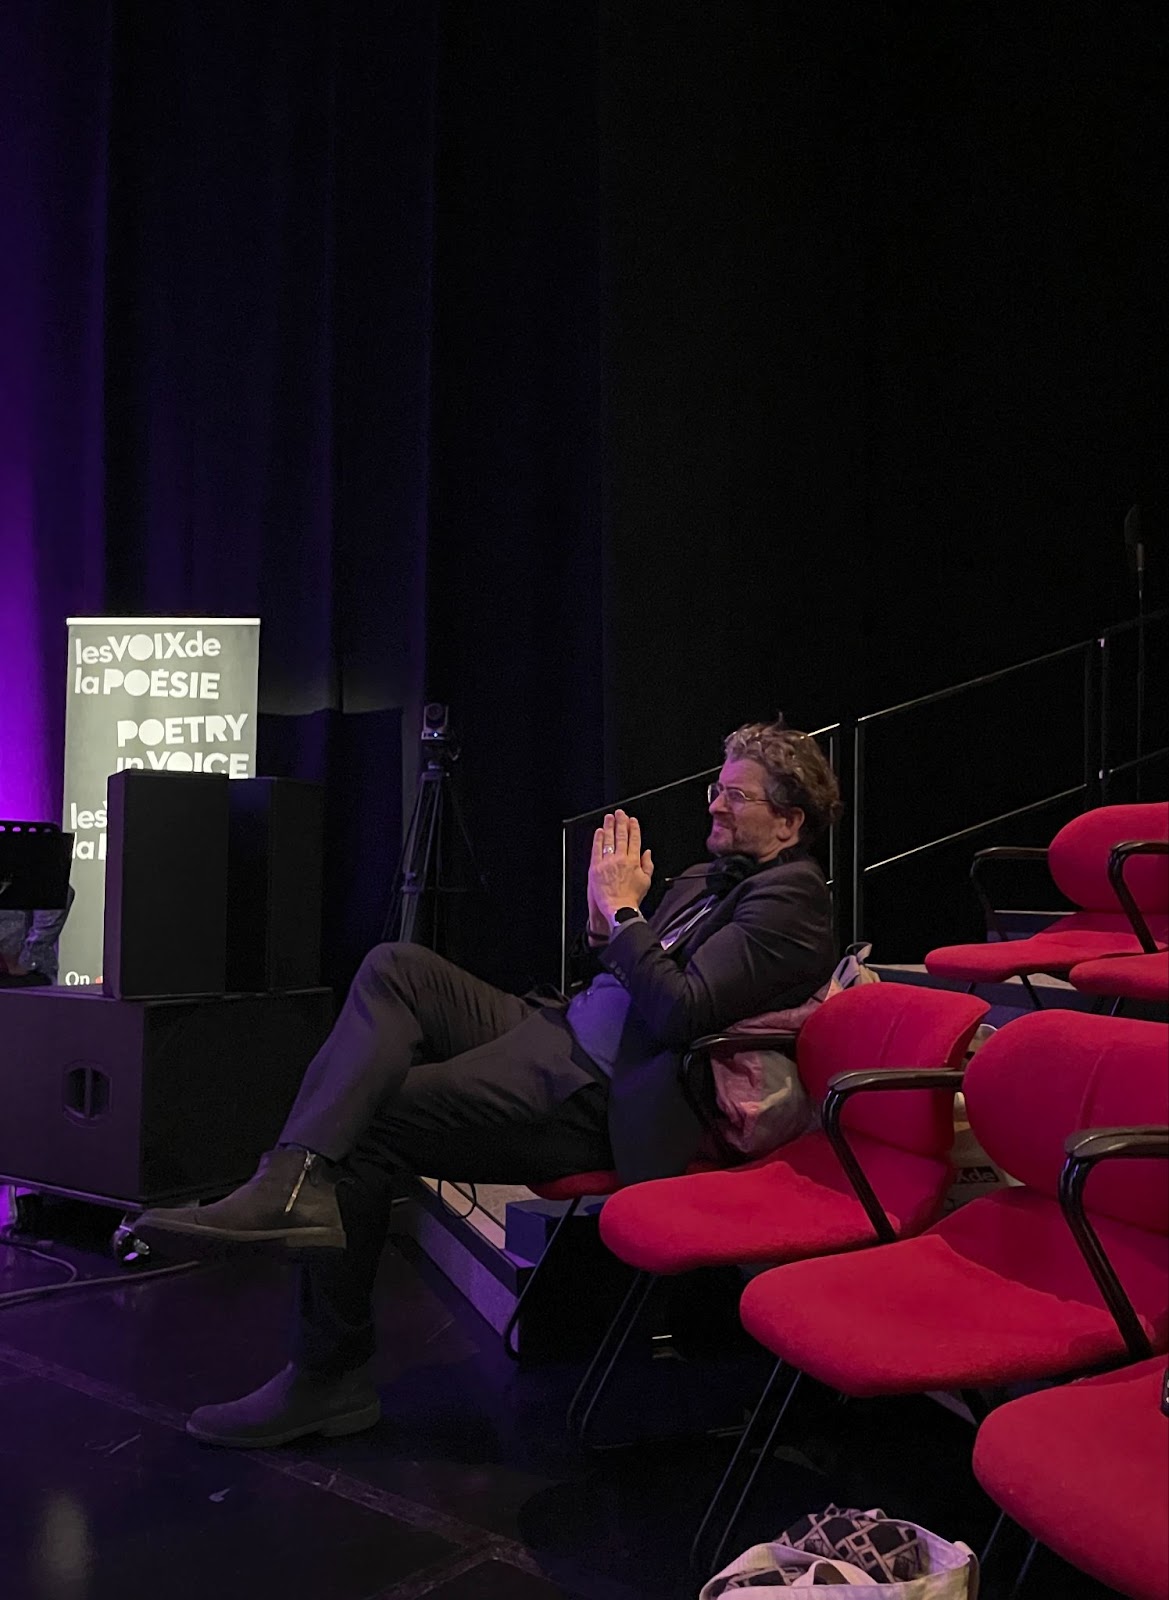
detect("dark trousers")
[282,942,612,1375]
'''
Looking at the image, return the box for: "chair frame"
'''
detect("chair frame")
[502,1029,797,1361]
[692,1116,1169,1578]
[1107,839,1169,956]
[567,1060,966,1445]
[968,845,1052,1006]
[966,834,1168,1008]
[1058,1123,1169,1360]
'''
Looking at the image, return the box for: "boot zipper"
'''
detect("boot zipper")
[285,1153,313,1214]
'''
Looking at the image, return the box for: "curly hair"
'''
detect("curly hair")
[723,715,843,843]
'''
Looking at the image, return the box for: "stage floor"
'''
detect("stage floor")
[0,1217,1122,1600]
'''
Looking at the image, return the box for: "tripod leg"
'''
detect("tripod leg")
[445,781,486,893]
[383,746,476,956]
[383,776,429,940]
[399,774,443,945]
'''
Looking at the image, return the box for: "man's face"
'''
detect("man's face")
[706,756,803,862]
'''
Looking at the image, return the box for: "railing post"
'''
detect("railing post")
[1085,639,1104,809]
[851,721,865,946]
[1096,634,1109,803]
[828,727,851,950]
[559,821,569,993]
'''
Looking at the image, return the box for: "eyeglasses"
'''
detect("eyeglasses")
[707,782,772,808]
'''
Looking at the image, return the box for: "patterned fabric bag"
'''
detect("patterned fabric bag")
[711,944,880,1157]
[699,1503,978,1597]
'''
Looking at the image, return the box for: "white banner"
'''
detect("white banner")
[59,617,260,986]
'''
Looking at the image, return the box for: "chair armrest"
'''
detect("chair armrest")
[1108,840,1169,954]
[686,1030,800,1055]
[820,1068,968,1245]
[825,1067,968,1099]
[677,1032,801,1165]
[1058,1124,1169,1361]
[970,847,1050,863]
[969,847,1052,942]
[1064,1126,1169,1164]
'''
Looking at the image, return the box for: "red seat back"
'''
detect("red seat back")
[964,1011,1169,1231]
[1049,803,1169,913]
[796,983,987,1157]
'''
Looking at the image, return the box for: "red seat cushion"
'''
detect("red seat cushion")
[529,1157,720,1205]
[599,1132,952,1274]
[1070,951,1169,1003]
[530,1171,622,1202]
[739,1187,1169,1396]
[926,912,1168,982]
[973,1358,1169,1600]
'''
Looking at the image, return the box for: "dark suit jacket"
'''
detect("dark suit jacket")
[591,846,835,1183]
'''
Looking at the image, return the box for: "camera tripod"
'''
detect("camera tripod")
[382,705,483,951]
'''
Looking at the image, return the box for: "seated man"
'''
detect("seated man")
[136,717,840,1447]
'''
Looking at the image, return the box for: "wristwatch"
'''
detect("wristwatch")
[609,905,644,936]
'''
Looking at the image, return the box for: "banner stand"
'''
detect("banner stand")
[59,617,260,987]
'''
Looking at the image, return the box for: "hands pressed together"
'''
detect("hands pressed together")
[587,809,653,940]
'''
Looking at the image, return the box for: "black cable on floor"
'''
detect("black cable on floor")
[0,1234,202,1310]
[0,1234,80,1287]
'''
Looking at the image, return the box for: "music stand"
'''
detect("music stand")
[0,822,74,912]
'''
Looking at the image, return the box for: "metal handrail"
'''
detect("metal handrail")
[849,609,1166,941]
[856,639,1090,725]
[1102,608,1169,638]
[862,784,1088,876]
[1104,747,1169,782]
[557,612,1165,966]
[857,608,1166,727]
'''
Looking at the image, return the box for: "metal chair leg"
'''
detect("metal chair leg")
[979,1508,1009,1569]
[1019,976,1044,1009]
[1008,1536,1041,1596]
[689,1361,803,1578]
[502,1196,582,1360]
[566,1269,657,1442]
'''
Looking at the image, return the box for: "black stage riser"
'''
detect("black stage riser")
[0,987,333,1206]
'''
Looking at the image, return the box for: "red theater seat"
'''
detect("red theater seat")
[504,1163,719,1357]
[1070,950,1169,1006]
[973,1358,1169,1600]
[693,1009,1169,1575]
[925,804,1169,992]
[566,982,988,1439]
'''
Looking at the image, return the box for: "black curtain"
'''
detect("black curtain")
[2,1,1165,986]
[3,0,604,990]
[601,0,1168,796]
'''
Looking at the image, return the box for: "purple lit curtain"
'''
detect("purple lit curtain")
[5,2,1162,984]
[0,0,605,986]
[1,2,111,823]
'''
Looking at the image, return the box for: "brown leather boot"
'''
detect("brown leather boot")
[134,1148,345,1253]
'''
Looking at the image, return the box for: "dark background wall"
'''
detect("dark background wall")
[1,0,1165,989]
[602,2,1167,788]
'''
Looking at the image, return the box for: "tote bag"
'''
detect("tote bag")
[711,943,881,1157]
[699,1504,978,1598]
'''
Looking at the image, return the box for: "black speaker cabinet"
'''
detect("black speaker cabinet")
[0,986,333,1206]
[103,769,230,999]
[227,778,324,991]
